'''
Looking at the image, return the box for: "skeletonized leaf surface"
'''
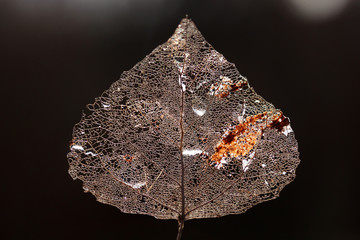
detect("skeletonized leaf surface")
[68,18,300,220]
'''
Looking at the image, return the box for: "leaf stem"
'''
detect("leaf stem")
[176,217,185,240]
[177,18,189,240]
[177,81,186,240]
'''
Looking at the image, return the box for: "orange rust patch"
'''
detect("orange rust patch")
[211,111,291,164]
[229,81,248,92]
[123,155,133,163]
[211,112,267,163]
[198,136,208,144]
[218,91,230,98]
[69,138,75,147]
[211,76,248,99]
[216,81,248,98]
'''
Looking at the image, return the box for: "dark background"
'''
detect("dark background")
[1,0,359,239]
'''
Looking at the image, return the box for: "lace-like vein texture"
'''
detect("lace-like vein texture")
[68,18,300,220]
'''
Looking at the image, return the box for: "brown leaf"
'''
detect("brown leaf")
[68,16,300,238]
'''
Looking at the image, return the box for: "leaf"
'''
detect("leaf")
[68,17,300,239]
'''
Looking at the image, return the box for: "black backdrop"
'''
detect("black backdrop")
[1,0,359,239]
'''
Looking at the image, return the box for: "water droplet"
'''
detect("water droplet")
[192,96,207,116]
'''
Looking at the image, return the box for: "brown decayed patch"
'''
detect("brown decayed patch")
[268,112,290,132]
[211,111,291,164]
